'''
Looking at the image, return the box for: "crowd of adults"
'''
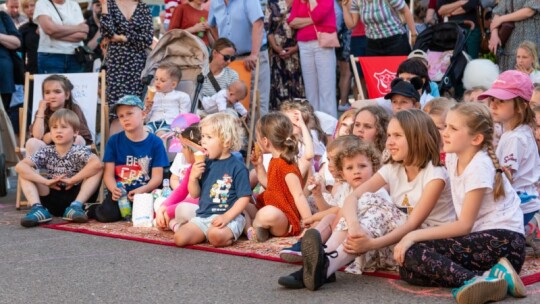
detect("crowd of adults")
[0,0,539,132]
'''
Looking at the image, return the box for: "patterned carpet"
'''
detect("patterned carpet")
[42,220,540,284]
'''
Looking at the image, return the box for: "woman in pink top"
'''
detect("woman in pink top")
[288,0,338,118]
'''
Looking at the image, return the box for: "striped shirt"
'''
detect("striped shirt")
[199,66,239,101]
[350,0,406,39]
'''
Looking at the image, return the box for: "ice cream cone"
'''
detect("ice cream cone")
[147,85,156,101]
[194,151,206,163]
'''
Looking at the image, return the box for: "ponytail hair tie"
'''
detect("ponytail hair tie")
[496,168,503,174]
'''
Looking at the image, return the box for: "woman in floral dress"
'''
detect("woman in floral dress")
[265,0,305,111]
[101,0,153,124]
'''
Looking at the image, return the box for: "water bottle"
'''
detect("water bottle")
[162,179,172,198]
[198,17,205,38]
[117,182,132,221]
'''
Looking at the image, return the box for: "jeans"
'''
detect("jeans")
[38,52,83,74]
[298,40,337,118]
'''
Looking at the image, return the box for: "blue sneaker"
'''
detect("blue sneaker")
[489,257,527,298]
[280,240,302,263]
[20,204,52,227]
[451,276,507,304]
[63,202,88,223]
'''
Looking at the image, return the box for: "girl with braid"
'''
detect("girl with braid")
[395,103,526,304]
[478,71,540,233]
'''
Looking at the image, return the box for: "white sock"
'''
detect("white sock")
[326,244,356,278]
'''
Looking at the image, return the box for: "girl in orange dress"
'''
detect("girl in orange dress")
[248,112,312,242]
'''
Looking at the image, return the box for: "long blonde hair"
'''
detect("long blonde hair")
[450,102,511,200]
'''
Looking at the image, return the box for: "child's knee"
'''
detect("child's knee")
[174,231,189,247]
[207,228,233,247]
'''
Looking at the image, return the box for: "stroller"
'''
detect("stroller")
[141,29,209,110]
[413,22,471,96]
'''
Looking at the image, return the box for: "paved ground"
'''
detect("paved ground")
[1,176,539,304]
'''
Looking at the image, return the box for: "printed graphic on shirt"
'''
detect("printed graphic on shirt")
[116,155,152,187]
[209,174,233,212]
[398,194,413,215]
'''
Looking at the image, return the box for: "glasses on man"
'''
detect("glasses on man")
[218,51,236,62]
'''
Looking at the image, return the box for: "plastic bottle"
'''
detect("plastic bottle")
[198,17,205,38]
[117,182,132,221]
[162,178,172,198]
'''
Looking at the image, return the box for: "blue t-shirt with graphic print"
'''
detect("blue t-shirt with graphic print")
[196,155,252,218]
[103,131,169,192]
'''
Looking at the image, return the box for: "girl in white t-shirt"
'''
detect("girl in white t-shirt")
[395,103,526,303]
[279,109,455,291]
[478,70,540,234]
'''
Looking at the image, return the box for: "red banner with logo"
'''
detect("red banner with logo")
[357,56,407,99]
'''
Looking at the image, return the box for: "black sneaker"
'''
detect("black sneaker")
[278,268,305,289]
[302,229,329,291]
[278,267,337,289]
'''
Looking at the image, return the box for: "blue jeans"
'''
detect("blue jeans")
[38,53,83,74]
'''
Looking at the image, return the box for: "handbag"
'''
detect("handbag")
[478,6,490,54]
[74,45,96,66]
[497,0,514,47]
[307,6,340,48]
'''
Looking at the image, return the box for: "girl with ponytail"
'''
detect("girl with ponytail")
[247,112,312,242]
[395,102,526,303]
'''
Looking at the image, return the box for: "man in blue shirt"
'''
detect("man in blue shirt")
[208,0,271,116]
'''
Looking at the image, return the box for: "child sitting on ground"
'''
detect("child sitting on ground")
[280,136,386,263]
[16,109,103,227]
[88,95,169,223]
[247,112,312,242]
[174,113,251,247]
[199,80,248,117]
[144,62,191,139]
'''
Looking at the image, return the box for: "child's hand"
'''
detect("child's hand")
[111,186,123,201]
[42,132,52,144]
[155,206,169,229]
[302,216,315,228]
[290,109,306,129]
[60,176,79,190]
[393,235,415,266]
[211,214,229,228]
[250,144,262,166]
[343,230,373,255]
[127,187,145,201]
[190,160,206,180]
[307,175,322,196]
[191,22,206,33]
[111,34,127,43]
[45,175,65,190]
[37,99,49,113]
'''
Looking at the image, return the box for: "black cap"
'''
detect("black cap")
[384,79,421,101]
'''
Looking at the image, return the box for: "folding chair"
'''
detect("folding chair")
[350,55,407,100]
[228,59,260,167]
[15,71,107,209]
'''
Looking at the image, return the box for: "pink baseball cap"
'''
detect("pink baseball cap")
[478,70,533,102]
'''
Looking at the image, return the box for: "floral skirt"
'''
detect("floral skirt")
[335,192,407,274]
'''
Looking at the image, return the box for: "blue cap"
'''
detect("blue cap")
[112,95,144,114]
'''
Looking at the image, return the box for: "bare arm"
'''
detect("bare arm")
[289,17,313,29]
[69,154,103,183]
[400,5,417,37]
[342,173,387,229]
[15,158,48,184]
[394,188,484,265]
[286,172,312,219]
[341,0,360,30]
[491,8,535,30]
[0,33,21,49]
[437,0,467,17]
[37,15,88,40]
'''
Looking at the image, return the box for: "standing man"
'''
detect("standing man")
[3,0,28,28]
[208,0,271,116]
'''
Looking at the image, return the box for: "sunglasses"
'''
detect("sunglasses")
[218,51,236,62]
